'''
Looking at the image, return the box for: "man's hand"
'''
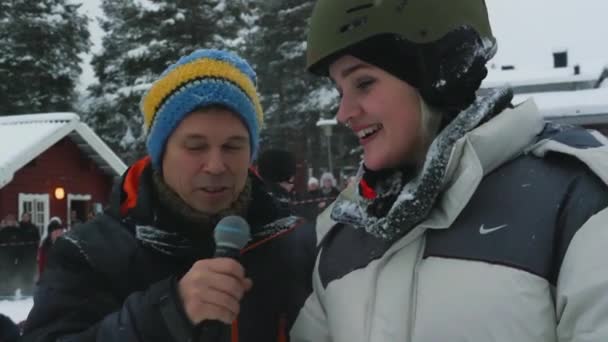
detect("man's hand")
[178,258,252,324]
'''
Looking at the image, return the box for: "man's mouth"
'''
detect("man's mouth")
[200,186,229,194]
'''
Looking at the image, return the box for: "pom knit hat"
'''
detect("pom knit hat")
[257,149,297,183]
[141,49,264,169]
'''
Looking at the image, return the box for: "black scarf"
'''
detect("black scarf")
[133,172,251,257]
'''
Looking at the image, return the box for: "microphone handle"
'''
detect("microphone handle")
[196,320,231,341]
[194,246,241,340]
[214,246,241,259]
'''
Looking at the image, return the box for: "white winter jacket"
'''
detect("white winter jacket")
[291,99,608,342]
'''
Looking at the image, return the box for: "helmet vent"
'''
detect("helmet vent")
[346,3,373,13]
[339,16,368,34]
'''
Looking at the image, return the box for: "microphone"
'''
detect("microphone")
[214,215,251,258]
[197,216,251,340]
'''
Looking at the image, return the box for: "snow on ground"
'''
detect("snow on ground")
[0,295,34,323]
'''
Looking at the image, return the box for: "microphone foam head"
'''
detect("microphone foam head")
[214,215,251,250]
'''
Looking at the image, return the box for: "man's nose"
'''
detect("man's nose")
[202,149,227,174]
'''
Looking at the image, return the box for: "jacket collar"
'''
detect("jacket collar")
[317,95,545,243]
[422,98,544,230]
[107,157,300,255]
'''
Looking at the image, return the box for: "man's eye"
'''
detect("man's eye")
[223,145,242,151]
[185,144,205,151]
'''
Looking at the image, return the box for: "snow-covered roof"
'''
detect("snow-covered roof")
[514,87,608,125]
[0,113,127,188]
[482,64,605,89]
[315,87,608,129]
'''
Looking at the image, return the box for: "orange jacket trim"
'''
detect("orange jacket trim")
[231,319,239,342]
[240,218,305,255]
[120,156,151,216]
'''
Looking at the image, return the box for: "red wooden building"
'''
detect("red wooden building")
[0,113,127,234]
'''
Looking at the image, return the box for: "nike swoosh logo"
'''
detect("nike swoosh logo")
[479,224,508,235]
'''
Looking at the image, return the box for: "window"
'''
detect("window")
[19,193,50,235]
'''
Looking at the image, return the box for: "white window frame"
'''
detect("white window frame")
[18,193,50,235]
[67,193,92,227]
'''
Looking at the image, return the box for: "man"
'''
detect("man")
[0,214,21,297]
[69,209,82,228]
[256,148,297,213]
[19,212,40,241]
[16,212,40,295]
[22,49,315,342]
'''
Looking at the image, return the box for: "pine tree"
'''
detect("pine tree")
[85,0,253,163]
[0,0,90,115]
[246,0,357,175]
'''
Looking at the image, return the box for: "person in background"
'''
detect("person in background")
[0,215,20,297]
[19,212,40,242]
[291,0,608,341]
[256,148,297,214]
[0,214,18,229]
[15,212,40,296]
[306,177,320,195]
[294,177,324,221]
[36,217,64,279]
[69,210,81,229]
[86,210,96,222]
[316,172,340,211]
[0,213,38,297]
[22,49,315,342]
[319,172,340,198]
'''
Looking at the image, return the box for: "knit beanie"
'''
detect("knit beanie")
[141,49,264,169]
[346,29,492,116]
[47,219,63,234]
[257,149,296,183]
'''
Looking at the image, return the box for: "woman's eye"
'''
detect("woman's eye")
[356,79,375,90]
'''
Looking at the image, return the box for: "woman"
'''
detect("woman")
[319,172,340,198]
[37,217,64,278]
[291,0,608,341]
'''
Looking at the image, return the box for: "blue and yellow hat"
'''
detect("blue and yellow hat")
[141,49,264,169]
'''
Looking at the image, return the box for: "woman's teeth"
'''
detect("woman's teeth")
[356,124,382,139]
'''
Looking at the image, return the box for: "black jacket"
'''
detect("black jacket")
[22,157,316,342]
[0,313,20,342]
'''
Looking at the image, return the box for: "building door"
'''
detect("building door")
[67,194,91,228]
[18,193,50,236]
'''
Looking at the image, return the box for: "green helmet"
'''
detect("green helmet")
[306,0,495,75]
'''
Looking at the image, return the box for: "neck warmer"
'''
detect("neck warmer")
[330,88,513,241]
[134,172,251,256]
